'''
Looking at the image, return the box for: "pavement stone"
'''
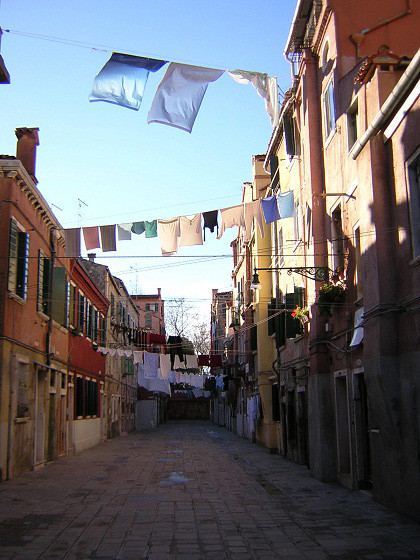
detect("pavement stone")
[0,420,419,560]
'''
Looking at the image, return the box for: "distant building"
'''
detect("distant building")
[131,288,166,352]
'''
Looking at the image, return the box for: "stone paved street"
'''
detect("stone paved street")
[0,421,419,560]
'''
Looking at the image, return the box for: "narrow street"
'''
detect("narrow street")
[0,422,419,560]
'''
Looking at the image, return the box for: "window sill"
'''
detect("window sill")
[7,292,25,305]
[14,416,30,424]
[409,255,420,267]
[324,128,336,149]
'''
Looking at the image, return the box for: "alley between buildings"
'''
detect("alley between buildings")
[0,421,419,560]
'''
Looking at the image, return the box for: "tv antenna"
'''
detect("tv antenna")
[77,198,88,227]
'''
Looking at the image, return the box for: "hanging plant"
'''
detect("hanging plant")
[291,305,310,324]
[316,282,346,317]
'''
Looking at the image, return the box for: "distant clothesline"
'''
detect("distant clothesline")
[64,191,295,258]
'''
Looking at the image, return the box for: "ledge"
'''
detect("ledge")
[14,417,30,424]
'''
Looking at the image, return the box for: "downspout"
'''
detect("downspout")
[46,227,57,366]
[350,0,412,60]
[5,306,15,480]
[350,48,420,160]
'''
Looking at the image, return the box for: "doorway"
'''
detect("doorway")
[34,369,47,467]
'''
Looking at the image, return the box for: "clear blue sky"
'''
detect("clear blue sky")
[0,0,297,318]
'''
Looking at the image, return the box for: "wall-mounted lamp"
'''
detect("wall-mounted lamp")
[250,266,330,290]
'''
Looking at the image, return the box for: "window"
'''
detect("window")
[37,250,51,314]
[75,377,99,418]
[407,154,420,258]
[67,283,76,326]
[323,78,336,139]
[86,302,94,339]
[272,384,280,422]
[278,227,284,266]
[354,224,363,299]
[331,206,345,272]
[283,114,296,157]
[99,315,106,346]
[146,303,158,312]
[110,293,115,318]
[347,99,358,149]
[16,360,29,418]
[322,40,329,69]
[77,293,85,332]
[293,204,301,241]
[76,377,84,417]
[145,311,152,329]
[8,218,29,300]
[51,267,68,326]
[269,155,279,190]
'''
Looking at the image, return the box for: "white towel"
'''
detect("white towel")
[228,70,279,127]
[159,354,172,379]
[217,204,245,239]
[179,214,203,247]
[144,351,159,379]
[244,200,265,241]
[117,224,132,241]
[133,351,143,364]
[186,355,198,368]
[158,217,180,256]
[148,62,224,133]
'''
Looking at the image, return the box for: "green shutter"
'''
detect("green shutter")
[16,231,29,299]
[275,303,286,347]
[42,258,51,315]
[250,324,258,351]
[269,155,279,190]
[284,114,296,156]
[267,298,276,337]
[8,219,18,293]
[37,250,44,311]
[51,267,67,325]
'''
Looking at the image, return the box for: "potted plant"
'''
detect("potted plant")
[316,282,346,317]
[291,305,310,325]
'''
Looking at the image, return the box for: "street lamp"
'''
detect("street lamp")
[250,266,330,290]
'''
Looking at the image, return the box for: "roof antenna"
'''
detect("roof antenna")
[77,198,88,227]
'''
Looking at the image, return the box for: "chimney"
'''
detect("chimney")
[15,127,39,183]
[157,288,161,297]
[87,253,96,262]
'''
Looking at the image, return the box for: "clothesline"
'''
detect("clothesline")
[4,28,280,77]
[64,191,295,258]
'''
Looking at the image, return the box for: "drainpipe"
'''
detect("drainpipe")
[350,48,420,160]
[5,307,15,480]
[46,227,57,366]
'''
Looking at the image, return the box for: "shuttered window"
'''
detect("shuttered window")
[267,298,277,337]
[250,323,257,351]
[284,114,296,156]
[51,267,67,326]
[275,303,286,348]
[269,155,279,190]
[77,293,85,331]
[99,315,106,346]
[8,219,29,300]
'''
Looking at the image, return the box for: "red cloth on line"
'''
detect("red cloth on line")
[197,355,210,366]
[150,333,166,344]
[209,354,223,367]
